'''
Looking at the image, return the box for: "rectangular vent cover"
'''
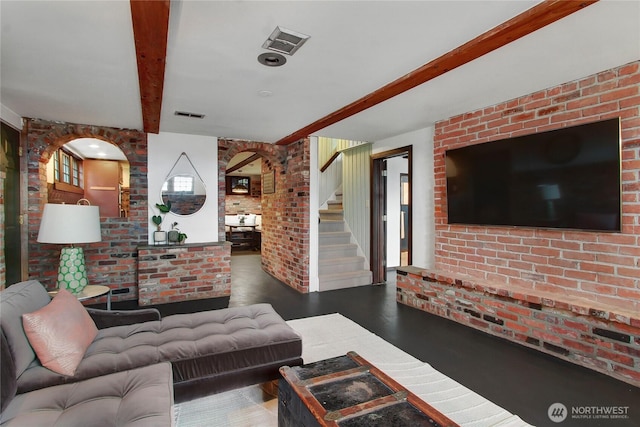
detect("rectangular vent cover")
[174,111,205,119]
[262,26,310,56]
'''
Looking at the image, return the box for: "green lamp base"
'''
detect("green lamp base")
[57,247,88,295]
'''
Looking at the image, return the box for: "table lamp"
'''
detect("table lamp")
[538,184,561,221]
[37,202,101,295]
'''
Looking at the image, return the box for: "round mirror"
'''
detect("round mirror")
[161,174,206,215]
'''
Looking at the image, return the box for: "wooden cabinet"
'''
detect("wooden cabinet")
[120,188,130,217]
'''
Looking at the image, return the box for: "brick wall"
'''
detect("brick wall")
[433,61,640,311]
[219,138,310,293]
[396,268,640,386]
[396,61,640,386]
[137,242,231,305]
[25,119,148,302]
[262,139,311,293]
[225,194,262,214]
[24,124,311,300]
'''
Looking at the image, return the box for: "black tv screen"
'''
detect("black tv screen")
[445,118,621,232]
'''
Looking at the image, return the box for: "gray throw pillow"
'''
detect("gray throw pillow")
[0,281,52,377]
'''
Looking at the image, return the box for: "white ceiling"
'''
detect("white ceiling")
[1,1,639,144]
[65,138,128,161]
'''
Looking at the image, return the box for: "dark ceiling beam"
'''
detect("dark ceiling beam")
[130,0,170,134]
[227,153,262,174]
[275,0,598,146]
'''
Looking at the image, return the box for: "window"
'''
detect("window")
[52,148,83,193]
[162,175,194,194]
[53,151,60,181]
[72,159,81,186]
[62,152,70,183]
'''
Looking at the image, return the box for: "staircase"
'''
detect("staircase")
[318,193,372,291]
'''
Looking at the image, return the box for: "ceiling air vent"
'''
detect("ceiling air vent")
[174,111,205,119]
[262,26,310,56]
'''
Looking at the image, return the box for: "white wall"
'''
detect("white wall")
[148,132,218,244]
[385,156,408,267]
[373,126,435,269]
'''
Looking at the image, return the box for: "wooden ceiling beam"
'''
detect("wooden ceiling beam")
[227,153,262,174]
[275,0,598,145]
[130,0,170,134]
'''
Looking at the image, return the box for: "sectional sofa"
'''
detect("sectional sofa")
[0,280,303,426]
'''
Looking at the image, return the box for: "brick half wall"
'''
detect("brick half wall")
[137,242,231,306]
[396,268,640,386]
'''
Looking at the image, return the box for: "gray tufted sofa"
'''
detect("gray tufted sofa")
[1,280,303,426]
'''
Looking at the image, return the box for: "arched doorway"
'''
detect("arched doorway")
[45,138,130,218]
[217,139,287,242]
[26,119,147,295]
[225,152,263,252]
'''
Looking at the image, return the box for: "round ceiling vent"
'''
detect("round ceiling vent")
[258,52,286,67]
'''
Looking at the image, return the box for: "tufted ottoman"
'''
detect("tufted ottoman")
[1,362,174,427]
[16,303,303,403]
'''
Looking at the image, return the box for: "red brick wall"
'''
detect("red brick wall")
[225,194,262,214]
[262,139,311,293]
[396,268,640,386]
[433,61,640,312]
[219,138,310,293]
[25,119,148,302]
[137,242,231,305]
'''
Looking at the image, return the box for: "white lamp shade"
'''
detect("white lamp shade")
[37,204,102,244]
[539,184,561,201]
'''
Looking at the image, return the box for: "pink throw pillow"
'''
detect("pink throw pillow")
[22,288,98,376]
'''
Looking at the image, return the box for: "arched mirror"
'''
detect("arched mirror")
[161,174,206,215]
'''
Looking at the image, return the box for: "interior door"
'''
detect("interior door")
[371,146,412,284]
[370,157,387,283]
[2,122,22,286]
[84,159,121,217]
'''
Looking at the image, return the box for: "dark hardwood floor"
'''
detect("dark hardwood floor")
[109,251,640,426]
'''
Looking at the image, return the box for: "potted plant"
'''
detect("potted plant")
[152,202,171,244]
[168,221,181,243]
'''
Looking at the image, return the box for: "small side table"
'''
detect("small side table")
[48,285,112,310]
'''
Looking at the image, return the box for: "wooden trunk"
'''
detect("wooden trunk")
[278,351,459,427]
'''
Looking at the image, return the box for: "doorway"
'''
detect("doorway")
[371,146,412,284]
[225,152,263,253]
[2,122,22,286]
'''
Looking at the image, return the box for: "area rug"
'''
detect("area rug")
[174,313,531,427]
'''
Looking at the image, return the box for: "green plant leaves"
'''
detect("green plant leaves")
[155,201,171,213]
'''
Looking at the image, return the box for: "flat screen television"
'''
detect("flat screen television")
[445,118,621,232]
